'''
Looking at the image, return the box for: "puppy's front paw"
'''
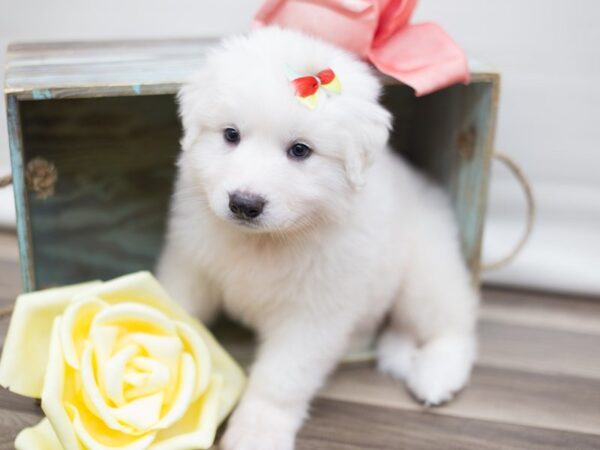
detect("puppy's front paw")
[220,395,296,450]
[406,334,476,406]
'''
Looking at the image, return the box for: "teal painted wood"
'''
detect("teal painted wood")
[4,38,499,291]
[382,80,497,281]
[6,94,34,291]
[19,95,180,289]
[453,83,497,277]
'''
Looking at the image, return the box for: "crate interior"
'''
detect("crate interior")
[19,80,494,290]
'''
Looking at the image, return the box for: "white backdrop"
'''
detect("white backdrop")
[1,0,599,295]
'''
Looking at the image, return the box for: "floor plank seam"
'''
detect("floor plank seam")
[314,397,600,438]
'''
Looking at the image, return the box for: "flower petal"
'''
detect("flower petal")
[126,333,182,370]
[77,271,245,421]
[156,353,196,429]
[15,418,63,450]
[112,391,164,432]
[0,281,101,397]
[176,322,212,399]
[80,343,131,434]
[41,317,83,450]
[103,345,139,407]
[124,357,170,400]
[124,333,182,402]
[91,302,177,336]
[89,325,120,394]
[151,375,222,450]
[61,298,108,369]
[70,405,157,450]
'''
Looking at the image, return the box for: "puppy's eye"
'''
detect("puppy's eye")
[287,143,312,160]
[223,127,240,144]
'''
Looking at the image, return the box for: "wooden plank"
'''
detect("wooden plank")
[4,38,499,100]
[0,233,21,307]
[0,389,40,415]
[0,232,19,261]
[298,398,600,450]
[4,38,212,98]
[0,314,10,348]
[6,95,35,292]
[16,85,494,290]
[403,80,497,279]
[479,319,600,379]
[2,250,600,448]
[5,395,599,450]
[319,364,600,435]
[19,96,180,289]
[0,410,43,450]
[216,301,600,380]
[0,260,20,307]
[382,79,498,281]
[481,287,600,335]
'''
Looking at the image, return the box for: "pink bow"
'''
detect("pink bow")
[254,0,470,96]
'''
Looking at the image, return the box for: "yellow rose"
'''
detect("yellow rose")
[0,272,245,449]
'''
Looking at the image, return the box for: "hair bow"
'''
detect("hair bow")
[289,68,342,109]
[255,0,469,96]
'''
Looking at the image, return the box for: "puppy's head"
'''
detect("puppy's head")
[178,27,391,233]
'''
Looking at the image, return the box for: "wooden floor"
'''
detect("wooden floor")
[1,231,599,449]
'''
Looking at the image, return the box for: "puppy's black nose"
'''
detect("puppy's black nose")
[228,191,266,220]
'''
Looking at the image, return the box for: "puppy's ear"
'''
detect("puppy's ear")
[344,101,392,190]
[177,69,212,152]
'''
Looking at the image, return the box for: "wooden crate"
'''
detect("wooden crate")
[5,39,499,292]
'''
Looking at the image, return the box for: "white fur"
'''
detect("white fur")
[157,27,479,450]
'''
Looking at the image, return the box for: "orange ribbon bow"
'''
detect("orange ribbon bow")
[290,68,342,109]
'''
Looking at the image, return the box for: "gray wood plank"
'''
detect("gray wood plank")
[298,398,600,450]
[5,38,499,100]
[0,410,43,450]
[319,364,600,435]
[481,287,600,335]
[0,232,19,261]
[2,232,600,448]
[479,319,600,379]
[0,261,20,307]
[0,389,40,415]
[0,232,21,309]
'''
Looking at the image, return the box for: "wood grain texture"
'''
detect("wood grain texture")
[4,38,499,100]
[6,95,34,293]
[19,95,180,289]
[383,80,497,277]
[2,236,600,450]
[15,83,495,291]
[299,399,600,450]
[320,364,600,435]
[0,233,20,307]
[479,319,600,379]
[0,260,20,306]
[6,38,498,293]
[482,287,600,335]
[0,411,42,450]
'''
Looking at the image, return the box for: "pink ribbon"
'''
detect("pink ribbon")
[254,0,470,96]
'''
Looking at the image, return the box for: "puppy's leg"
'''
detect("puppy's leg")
[221,315,351,450]
[377,226,478,406]
[377,328,418,382]
[156,244,222,324]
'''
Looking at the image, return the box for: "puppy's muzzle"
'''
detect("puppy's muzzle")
[229,191,266,220]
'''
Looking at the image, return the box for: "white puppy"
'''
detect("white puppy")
[157,27,478,450]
